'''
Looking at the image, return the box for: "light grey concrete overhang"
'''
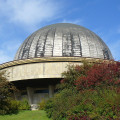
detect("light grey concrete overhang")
[0,57,109,70]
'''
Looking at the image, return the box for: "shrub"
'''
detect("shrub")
[60,61,93,90]
[0,99,20,115]
[75,61,120,90]
[67,89,120,119]
[38,99,46,110]
[18,99,30,110]
[0,71,17,115]
[46,88,120,120]
[0,99,30,115]
[8,99,20,113]
[45,88,78,120]
[0,99,10,115]
[44,99,54,118]
[45,60,120,119]
[0,71,30,114]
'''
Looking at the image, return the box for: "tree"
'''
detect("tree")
[0,71,16,114]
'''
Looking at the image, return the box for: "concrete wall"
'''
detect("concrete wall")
[3,62,82,82]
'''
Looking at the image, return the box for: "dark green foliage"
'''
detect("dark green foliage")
[50,89,77,120]
[18,99,30,110]
[0,71,17,114]
[67,89,120,119]
[0,99,30,115]
[0,71,30,114]
[0,99,14,115]
[7,100,20,113]
[44,99,54,118]
[38,99,47,110]
[45,88,120,120]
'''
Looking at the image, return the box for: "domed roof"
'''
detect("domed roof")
[14,23,113,60]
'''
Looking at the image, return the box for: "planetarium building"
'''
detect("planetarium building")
[0,23,113,108]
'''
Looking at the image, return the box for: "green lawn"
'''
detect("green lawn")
[0,110,52,120]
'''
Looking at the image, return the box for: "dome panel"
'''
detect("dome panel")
[14,23,113,60]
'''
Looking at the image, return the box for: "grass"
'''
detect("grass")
[0,110,52,120]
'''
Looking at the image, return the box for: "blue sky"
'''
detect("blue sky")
[0,0,120,64]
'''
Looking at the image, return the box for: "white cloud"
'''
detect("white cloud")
[0,0,63,63]
[61,19,83,25]
[0,50,12,64]
[0,39,21,64]
[1,40,21,52]
[0,0,61,26]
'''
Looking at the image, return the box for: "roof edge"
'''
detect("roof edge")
[0,57,111,70]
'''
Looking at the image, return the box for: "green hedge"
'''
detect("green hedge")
[0,99,30,115]
[45,88,120,120]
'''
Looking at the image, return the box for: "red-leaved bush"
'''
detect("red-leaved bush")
[75,61,120,90]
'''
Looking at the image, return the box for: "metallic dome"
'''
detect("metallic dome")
[14,23,113,60]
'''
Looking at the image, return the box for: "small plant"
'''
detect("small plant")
[38,99,47,110]
[8,99,20,113]
[44,99,54,118]
[18,99,30,110]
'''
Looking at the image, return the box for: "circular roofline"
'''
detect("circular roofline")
[0,57,113,70]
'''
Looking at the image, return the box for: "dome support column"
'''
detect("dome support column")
[49,85,54,98]
[27,87,34,104]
